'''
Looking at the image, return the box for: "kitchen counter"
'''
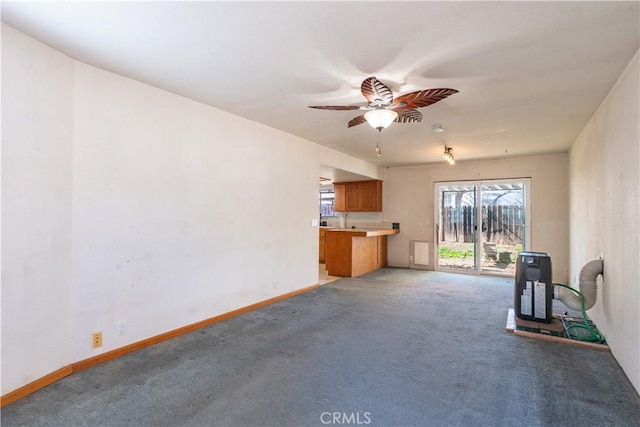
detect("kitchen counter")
[324,228,399,278]
[324,228,399,237]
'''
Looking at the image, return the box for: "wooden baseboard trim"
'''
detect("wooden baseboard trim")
[1,283,319,408]
[72,283,319,373]
[1,365,73,408]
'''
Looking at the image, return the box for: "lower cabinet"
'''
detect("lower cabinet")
[325,232,390,277]
[319,229,326,263]
[377,236,388,268]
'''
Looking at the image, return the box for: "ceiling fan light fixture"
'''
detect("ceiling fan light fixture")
[365,109,398,130]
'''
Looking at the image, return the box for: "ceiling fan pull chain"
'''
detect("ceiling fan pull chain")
[376,130,382,156]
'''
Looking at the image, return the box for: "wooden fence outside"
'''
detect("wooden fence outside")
[441,205,524,245]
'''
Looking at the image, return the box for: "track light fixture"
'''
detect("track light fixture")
[443,146,455,165]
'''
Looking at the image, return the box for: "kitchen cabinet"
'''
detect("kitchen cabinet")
[377,235,388,269]
[324,228,398,277]
[333,184,346,212]
[319,229,326,263]
[334,180,382,212]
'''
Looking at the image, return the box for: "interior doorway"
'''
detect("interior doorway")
[435,179,531,276]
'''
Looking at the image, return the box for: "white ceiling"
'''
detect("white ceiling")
[2,1,638,168]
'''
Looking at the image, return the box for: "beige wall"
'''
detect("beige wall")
[569,51,639,393]
[383,153,570,282]
[318,145,385,181]
[2,24,75,394]
[2,24,322,395]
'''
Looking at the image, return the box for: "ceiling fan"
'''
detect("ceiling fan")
[309,76,458,130]
[309,77,457,156]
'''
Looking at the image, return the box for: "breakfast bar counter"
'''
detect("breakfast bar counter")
[324,228,399,277]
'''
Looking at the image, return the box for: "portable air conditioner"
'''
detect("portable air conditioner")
[514,252,553,323]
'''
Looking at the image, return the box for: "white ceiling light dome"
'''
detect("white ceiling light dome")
[364,109,398,130]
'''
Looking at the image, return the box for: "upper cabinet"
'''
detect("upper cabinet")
[334,180,382,212]
[334,183,346,212]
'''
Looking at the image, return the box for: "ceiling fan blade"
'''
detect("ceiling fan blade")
[308,105,362,110]
[392,88,458,109]
[347,114,367,128]
[361,77,394,106]
[395,109,423,123]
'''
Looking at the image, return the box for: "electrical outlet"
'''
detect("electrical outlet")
[117,320,127,336]
[92,332,103,349]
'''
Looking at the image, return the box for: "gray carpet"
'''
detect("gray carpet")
[2,269,639,427]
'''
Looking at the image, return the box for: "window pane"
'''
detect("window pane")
[320,189,336,217]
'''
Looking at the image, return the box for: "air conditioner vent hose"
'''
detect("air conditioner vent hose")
[554,259,603,310]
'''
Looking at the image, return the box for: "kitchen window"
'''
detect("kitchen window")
[320,188,337,217]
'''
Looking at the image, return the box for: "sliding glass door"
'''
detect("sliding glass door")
[436,184,478,272]
[435,179,530,276]
[479,182,527,275]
